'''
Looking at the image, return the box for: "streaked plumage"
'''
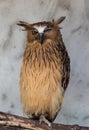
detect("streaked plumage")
[17,17,70,126]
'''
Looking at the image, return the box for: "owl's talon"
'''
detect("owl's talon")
[39,115,51,127]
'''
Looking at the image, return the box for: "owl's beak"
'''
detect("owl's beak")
[39,33,44,44]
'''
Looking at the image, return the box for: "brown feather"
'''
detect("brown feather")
[19,18,70,122]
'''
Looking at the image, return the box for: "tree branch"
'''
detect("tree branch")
[0,111,89,130]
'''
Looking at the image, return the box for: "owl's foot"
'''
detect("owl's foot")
[39,115,51,127]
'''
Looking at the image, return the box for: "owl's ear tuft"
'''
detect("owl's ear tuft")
[53,16,66,25]
[17,21,31,30]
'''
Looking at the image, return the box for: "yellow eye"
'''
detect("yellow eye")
[32,30,38,35]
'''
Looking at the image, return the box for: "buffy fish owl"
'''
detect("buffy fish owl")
[17,16,70,126]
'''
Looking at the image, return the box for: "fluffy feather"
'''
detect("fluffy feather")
[18,17,70,124]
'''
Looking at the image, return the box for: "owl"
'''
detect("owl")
[17,17,70,127]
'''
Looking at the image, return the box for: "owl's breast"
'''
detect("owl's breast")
[24,40,63,69]
[20,42,64,120]
[20,60,63,120]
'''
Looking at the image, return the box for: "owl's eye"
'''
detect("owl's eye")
[32,30,38,35]
[44,27,52,32]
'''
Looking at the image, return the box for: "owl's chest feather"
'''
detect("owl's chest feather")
[21,47,62,88]
[20,41,64,120]
[21,41,63,90]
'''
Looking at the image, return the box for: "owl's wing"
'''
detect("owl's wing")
[62,49,70,91]
[58,41,70,91]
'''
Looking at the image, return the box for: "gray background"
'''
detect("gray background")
[0,0,89,127]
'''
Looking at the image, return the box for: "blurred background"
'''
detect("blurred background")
[0,0,89,127]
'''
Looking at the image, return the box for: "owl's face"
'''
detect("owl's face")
[17,16,65,44]
[27,22,59,44]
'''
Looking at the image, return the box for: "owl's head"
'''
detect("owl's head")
[17,17,65,44]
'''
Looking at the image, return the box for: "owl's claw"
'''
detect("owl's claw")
[39,115,51,127]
